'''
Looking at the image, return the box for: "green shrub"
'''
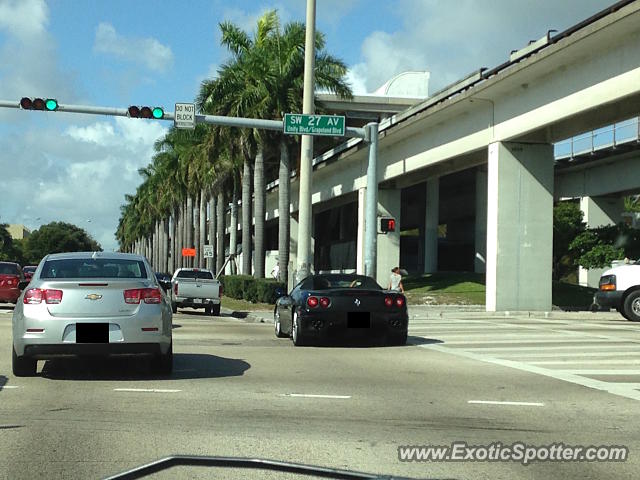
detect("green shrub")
[219,275,253,299]
[219,275,286,304]
[255,278,286,304]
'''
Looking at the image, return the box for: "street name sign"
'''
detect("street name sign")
[203,245,214,258]
[284,114,345,137]
[175,103,196,129]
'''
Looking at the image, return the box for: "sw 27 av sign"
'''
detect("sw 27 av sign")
[284,114,345,137]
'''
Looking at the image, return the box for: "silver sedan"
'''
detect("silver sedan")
[12,251,173,376]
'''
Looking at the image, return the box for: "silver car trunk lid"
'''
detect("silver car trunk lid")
[40,279,154,317]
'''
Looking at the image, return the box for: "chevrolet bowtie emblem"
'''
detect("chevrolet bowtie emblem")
[85,294,103,301]
[354,298,361,307]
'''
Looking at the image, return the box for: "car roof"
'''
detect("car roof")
[44,251,145,261]
[0,261,20,266]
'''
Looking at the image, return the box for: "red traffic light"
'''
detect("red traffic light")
[140,106,152,118]
[128,105,164,119]
[128,106,140,117]
[20,97,46,110]
[380,217,396,233]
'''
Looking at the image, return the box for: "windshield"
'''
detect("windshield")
[175,270,214,280]
[0,263,20,275]
[40,258,147,279]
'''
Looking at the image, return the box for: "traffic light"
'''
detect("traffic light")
[380,217,396,233]
[128,105,164,119]
[20,97,58,111]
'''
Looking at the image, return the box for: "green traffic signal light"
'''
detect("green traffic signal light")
[152,107,164,119]
[45,99,58,111]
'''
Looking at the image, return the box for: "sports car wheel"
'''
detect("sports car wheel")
[274,310,287,338]
[387,331,408,346]
[291,311,307,346]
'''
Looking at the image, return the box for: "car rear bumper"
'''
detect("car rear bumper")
[0,287,20,302]
[23,342,163,359]
[594,290,624,309]
[174,297,220,307]
[298,311,408,340]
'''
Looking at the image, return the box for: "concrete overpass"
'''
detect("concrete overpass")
[239,0,640,311]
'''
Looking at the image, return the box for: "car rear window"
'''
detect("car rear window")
[176,270,214,279]
[40,259,148,279]
[0,263,20,275]
[23,266,36,273]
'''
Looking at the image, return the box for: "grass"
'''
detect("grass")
[221,296,273,312]
[402,272,598,309]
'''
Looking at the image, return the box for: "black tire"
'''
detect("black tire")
[151,343,173,375]
[291,311,308,346]
[171,302,177,314]
[205,304,213,316]
[212,303,221,316]
[274,309,287,338]
[387,331,408,346]
[623,291,640,322]
[12,347,37,377]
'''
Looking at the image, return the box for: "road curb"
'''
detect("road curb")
[221,307,273,324]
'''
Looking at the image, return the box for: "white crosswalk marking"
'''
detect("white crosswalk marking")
[409,315,640,402]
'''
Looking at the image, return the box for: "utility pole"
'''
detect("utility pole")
[363,123,379,278]
[295,0,317,284]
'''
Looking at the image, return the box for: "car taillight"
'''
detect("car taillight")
[124,288,163,304]
[396,296,405,307]
[173,283,178,295]
[384,296,393,307]
[319,297,330,308]
[219,284,223,297]
[307,296,319,308]
[23,288,63,304]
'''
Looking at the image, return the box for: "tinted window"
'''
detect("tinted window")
[311,275,381,290]
[41,258,148,279]
[23,266,36,273]
[0,263,20,275]
[176,270,214,280]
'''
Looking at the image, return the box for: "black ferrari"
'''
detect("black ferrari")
[274,273,408,346]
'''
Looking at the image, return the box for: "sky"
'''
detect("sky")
[0,0,615,251]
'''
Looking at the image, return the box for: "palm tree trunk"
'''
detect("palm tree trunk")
[170,210,177,273]
[278,138,290,285]
[208,193,216,272]
[182,198,188,268]
[161,217,168,273]
[216,190,225,274]
[241,157,252,275]
[178,202,185,268]
[194,192,201,268]
[199,189,206,269]
[253,147,265,278]
[229,177,238,275]
[186,195,194,268]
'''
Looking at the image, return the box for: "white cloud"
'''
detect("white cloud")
[1,118,168,251]
[93,22,174,73]
[0,0,48,41]
[351,0,614,94]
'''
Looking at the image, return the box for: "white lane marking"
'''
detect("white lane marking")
[443,338,629,346]
[421,344,640,402]
[468,400,544,407]
[0,386,20,390]
[531,359,640,365]
[464,344,640,352]
[280,393,351,399]
[559,369,640,375]
[500,351,640,358]
[114,388,182,393]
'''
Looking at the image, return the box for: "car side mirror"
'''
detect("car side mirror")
[18,280,30,291]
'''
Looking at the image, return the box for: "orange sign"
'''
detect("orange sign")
[182,248,196,257]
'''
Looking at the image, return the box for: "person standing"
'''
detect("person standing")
[389,267,404,293]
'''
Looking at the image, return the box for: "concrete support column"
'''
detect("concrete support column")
[376,188,401,285]
[475,166,488,273]
[486,142,554,311]
[578,196,625,287]
[424,177,439,273]
[288,215,299,290]
[356,187,366,274]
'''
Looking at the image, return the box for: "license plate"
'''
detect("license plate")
[76,323,109,343]
[193,298,202,304]
[347,312,370,328]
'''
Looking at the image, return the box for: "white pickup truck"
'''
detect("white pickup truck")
[171,268,222,316]
[594,261,640,321]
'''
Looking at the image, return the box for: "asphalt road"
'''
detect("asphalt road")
[1,303,640,480]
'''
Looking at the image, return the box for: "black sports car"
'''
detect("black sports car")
[274,273,408,346]
[155,272,172,293]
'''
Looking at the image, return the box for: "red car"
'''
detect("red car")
[0,261,25,304]
[22,265,37,282]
